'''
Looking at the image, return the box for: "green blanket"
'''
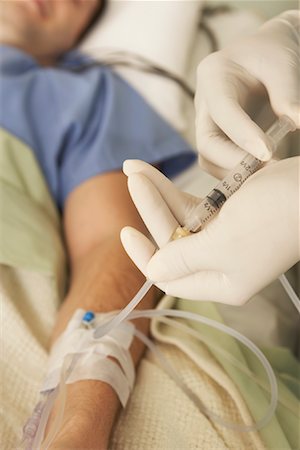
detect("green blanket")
[0,127,66,291]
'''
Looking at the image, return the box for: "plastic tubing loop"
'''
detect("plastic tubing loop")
[33,302,280,443]
[91,270,300,430]
[104,308,278,432]
[36,272,298,439]
[94,269,300,339]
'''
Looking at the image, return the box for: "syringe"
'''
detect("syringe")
[182,115,296,233]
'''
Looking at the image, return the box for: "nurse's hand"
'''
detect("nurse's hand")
[195,10,300,179]
[121,159,299,305]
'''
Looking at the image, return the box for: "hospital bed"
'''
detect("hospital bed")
[1,1,299,449]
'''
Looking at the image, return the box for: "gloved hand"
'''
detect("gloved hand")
[121,158,299,305]
[195,10,300,179]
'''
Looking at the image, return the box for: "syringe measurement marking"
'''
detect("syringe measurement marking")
[182,117,295,232]
[196,158,263,227]
[221,158,263,196]
[222,181,234,195]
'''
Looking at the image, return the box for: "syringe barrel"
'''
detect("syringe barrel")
[185,154,263,231]
[184,116,296,232]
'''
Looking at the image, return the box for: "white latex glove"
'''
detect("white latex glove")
[121,158,300,305]
[195,10,300,179]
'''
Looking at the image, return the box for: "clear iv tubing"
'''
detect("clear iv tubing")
[28,304,278,448]
[30,116,299,446]
[131,309,278,432]
[32,390,58,449]
[30,356,72,450]
[94,278,154,338]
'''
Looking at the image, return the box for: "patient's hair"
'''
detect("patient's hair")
[77,0,108,44]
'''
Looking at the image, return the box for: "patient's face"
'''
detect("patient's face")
[0,0,100,61]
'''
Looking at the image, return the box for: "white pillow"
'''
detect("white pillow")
[79,0,203,133]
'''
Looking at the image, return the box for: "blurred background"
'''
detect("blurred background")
[224,0,298,18]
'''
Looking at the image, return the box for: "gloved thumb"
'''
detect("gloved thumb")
[124,159,197,226]
[127,173,179,248]
[147,226,218,282]
[120,226,156,276]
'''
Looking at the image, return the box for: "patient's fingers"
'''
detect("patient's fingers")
[127,173,179,247]
[196,99,251,172]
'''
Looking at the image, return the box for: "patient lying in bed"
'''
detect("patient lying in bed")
[0,1,195,447]
[2,2,299,449]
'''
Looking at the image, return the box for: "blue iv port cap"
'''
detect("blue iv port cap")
[82,311,95,323]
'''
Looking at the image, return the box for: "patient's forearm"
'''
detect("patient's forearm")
[47,238,156,448]
[52,236,156,362]
[44,173,159,448]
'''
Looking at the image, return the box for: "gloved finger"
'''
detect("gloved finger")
[147,227,219,282]
[120,226,166,291]
[127,173,179,247]
[197,154,229,180]
[250,14,300,128]
[120,226,155,276]
[121,225,228,302]
[208,95,274,162]
[123,159,156,177]
[196,106,249,172]
[124,159,198,224]
[252,54,300,128]
[163,271,232,303]
[198,56,274,160]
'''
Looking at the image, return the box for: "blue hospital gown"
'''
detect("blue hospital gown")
[0,45,196,209]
